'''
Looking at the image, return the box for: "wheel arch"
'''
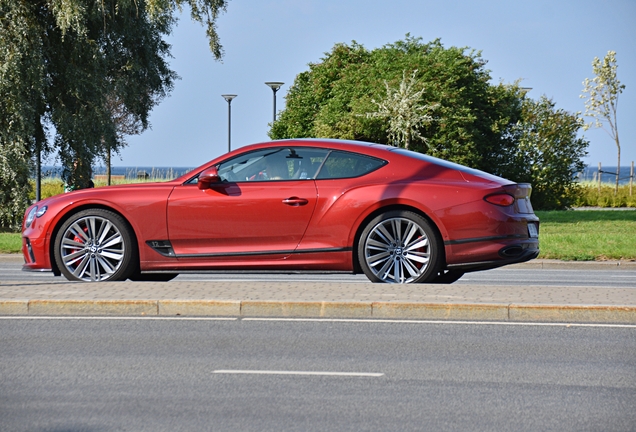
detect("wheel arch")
[49,204,141,276]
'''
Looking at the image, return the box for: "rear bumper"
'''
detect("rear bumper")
[447,247,539,273]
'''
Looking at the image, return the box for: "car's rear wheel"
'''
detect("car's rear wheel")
[54,209,137,282]
[358,210,441,283]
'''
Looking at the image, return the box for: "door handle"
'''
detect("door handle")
[282,197,309,206]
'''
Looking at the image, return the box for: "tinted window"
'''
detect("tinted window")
[316,150,386,179]
[216,147,330,182]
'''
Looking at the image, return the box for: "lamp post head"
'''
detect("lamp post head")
[222,94,237,103]
[265,82,284,92]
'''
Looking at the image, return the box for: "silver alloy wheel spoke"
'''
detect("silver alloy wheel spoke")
[69,222,89,243]
[100,233,122,250]
[59,215,126,281]
[376,224,396,246]
[88,256,98,280]
[404,251,429,264]
[73,255,91,278]
[62,249,87,266]
[364,217,430,284]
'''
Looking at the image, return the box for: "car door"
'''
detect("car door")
[166,147,327,258]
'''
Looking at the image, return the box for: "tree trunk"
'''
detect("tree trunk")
[615,137,620,196]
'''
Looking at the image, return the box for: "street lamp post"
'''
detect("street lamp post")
[221,94,237,152]
[264,82,284,123]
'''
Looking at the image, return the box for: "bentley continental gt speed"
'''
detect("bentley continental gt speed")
[22,139,539,284]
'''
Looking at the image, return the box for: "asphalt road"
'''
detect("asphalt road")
[3,256,636,288]
[1,317,634,431]
[173,267,636,287]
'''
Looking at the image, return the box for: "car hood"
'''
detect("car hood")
[29,181,179,210]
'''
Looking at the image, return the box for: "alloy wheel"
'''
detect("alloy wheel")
[363,216,432,283]
[58,215,127,281]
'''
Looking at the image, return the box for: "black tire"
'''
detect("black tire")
[128,272,178,282]
[357,210,442,283]
[53,209,137,282]
[431,270,465,284]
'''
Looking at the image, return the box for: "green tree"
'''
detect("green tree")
[510,96,589,209]
[0,0,228,229]
[270,36,523,175]
[580,50,625,194]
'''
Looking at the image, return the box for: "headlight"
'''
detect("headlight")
[25,206,38,228]
[24,205,47,229]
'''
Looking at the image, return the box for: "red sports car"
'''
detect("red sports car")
[22,139,539,284]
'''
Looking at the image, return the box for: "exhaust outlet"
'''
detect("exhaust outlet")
[499,245,524,258]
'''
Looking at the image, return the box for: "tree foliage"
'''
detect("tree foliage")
[0,0,227,228]
[580,50,625,194]
[271,37,525,176]
[510,97,589,210]
[270,36,588,210]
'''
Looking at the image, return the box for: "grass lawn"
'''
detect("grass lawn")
[535,210,636,261]
[0,232,23,254]
[3,210,635,260]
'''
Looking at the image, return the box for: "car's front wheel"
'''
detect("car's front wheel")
[54,209,137,282]
[358,210,442,283]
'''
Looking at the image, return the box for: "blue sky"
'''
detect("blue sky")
[111,0,635,169]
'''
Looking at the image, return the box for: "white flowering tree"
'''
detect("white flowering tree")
[580,51,625,194]
[366,70,438,150]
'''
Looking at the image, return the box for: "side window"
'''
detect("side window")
[216,148,271,182]
[316,150,386,179]
[216,147,330,182]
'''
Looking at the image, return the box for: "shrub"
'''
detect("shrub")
[574,183,636,208]
[28,179,64,200]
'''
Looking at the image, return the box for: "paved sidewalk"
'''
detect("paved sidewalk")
[1,254,635,323]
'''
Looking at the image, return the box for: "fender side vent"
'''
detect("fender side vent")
[146,240,176,257]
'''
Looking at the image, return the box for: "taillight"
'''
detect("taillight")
[484,193,515,206]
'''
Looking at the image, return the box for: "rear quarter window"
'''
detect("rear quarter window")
[316,150,386,179]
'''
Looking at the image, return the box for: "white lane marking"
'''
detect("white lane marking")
[0,316,634,328]
[242,318,636,328]
[213,370,383,377]
[0,316,237,321]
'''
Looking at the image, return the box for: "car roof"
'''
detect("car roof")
[246,138,390,152]
[174,138,509,185]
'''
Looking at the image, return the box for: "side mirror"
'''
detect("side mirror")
[197,166,221,190]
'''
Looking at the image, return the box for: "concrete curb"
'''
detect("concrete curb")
[508,259,636,270]
[2,299,635,323]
